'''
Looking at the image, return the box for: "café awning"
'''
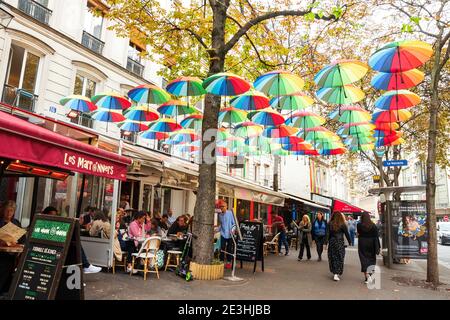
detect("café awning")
[0,111,132,181]
[332,198,368,214]
[284,193,330,211]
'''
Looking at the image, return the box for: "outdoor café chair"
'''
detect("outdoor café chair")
[263,232,280,256]
[130,236,161,280]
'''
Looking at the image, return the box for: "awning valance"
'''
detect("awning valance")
[284,193,330,211]
[0,111,132,181]
[333,199,368,214]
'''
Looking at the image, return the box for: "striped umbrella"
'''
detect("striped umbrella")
[254,70,304,96]
[372,109,412,123]
[314,60,368,88]
[219,107,248,127]
[348,144,375,152]
[169,129,199,144]
[234,122,263,139]
[337,122,375,136]
[166,76,206,97]
[118,120,149,132]
[371,69,424,90]
[329,105,371,123]
[60,95,97,113]
[262,124,299,138]
[248,108,285,127]
[180,114,203,129]
[274,136,305,146]
[374,90,421,111]
[128,84,171,105]
[286,111,326,129]
[230,89,270,111]
[316,85,365,105]
[140,130,170,140]
[91,109,126,123]
[202,72,251,96]
[124,105,160,122]
[157,100,198,118]
[269,92,314,115]
[282,142,314,152]
[91,92,131,110]
[148,118,182,132]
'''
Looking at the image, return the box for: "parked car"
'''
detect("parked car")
[437,222,450,245]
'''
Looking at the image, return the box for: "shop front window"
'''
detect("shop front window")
[236,199,250,223]
[259,203,269,225]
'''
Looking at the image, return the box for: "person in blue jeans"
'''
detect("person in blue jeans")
[347,216,357,246]
[271,211,289,256]
[217,200,236,269]
[312,212,327,261]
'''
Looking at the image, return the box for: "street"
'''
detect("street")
[438,243,450,270]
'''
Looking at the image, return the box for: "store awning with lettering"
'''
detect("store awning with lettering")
[0,111,132,180]
[332,198,368,214]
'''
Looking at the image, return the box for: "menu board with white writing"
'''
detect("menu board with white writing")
[236,221,263,262]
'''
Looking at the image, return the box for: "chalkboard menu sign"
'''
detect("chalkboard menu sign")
[9,215,84,300]
[236,221,264,272]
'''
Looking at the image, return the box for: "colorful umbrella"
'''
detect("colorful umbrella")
[263,124,299,138]
[375,135,405,147]
[348,144,374,152]
[314,60,368,88]
[374,90,421,110]
[316,85,365,105]
[169,129,199,144]
[329,105,371,123]
[217,128,232,141]
[140,130,170,140]
[177,145,200,153]
[274,136,305,146]
[344,135,375,146]
[318,147,347,155]
[128,84,171,105]
[371,69,424,90]
[91,92,131,110]
[372,109,412,123]
[218,108,248,126]
[217,137,245,151]
[315,139,345,149]
[369,40,433,73]
[337,122,376,136]
[290,149,320,156]
[373,129,402,138]
[234,122,263,139]
[254,70,304,96]
[202,72,251,96]
[157,100,198,117]
[91,109,126,122]
[148,118,182,132]
[60,95,97,112]
[118,120,149,132]
[124,105,159,122]
[248,109,285,127]
[374,122,400,131]
[180,114,203,129]
[166,76,206,97]
[298,127,337,142]
[269,92,314,114]
[282,142,314,152]
[286,111,326,128]
[230,90,270,111]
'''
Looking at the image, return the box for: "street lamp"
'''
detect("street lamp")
[0,2,13,29]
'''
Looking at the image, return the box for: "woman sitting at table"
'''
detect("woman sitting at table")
[126,211,146,273]
[89,211,123,263]
[147,219,162,237]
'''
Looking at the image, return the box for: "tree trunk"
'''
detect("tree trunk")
[426,46,441,286]
[192,0,228,265]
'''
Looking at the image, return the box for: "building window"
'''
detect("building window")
[81,3,105,54]
[71,73,96,128]
[2,43,40,111]
[254,164,260,183]
[126,42,144,77]
[263,165,269,187]
[18,0,52,25]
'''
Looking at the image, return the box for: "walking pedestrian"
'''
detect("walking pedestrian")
[326,212,351,281]
[217,200,236,269]
[272,211,289,256]
[347,216,357,246]
[357,212,381,284]
[297,215,312,261]
[312,212,327,261]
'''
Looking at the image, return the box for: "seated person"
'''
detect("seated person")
[80,206,96,228]
[167,215,188,236]
[126,211,146,273]
[42,206,58,216]
[159,214,169,231]
[147,219,162,237]
[88,211,110,238]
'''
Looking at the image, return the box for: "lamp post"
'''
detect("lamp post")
[0,2,13,29]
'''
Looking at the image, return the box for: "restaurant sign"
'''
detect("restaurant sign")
[63,152,115,177]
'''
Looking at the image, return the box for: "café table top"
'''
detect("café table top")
[0,245,24,253]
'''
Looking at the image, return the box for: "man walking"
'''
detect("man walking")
[347,216,356,246]
[217,200,236,269]
[272,211,289,256]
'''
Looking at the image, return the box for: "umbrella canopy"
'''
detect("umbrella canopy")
[91,92,131,110]
[290,149,320,156]
[217,137,245,151]
[263,124,299,138]
[373,129,402,138]
[344,135,375,145]
[314,60,368,88]
[372,109,412,123]
[254,70,304,96]
[169,129,199,144]
[140,130,170,140]
[369,40,433,73]
[374,90,421,110]
[318,147,347,155]
[337,122,376,136]
[234,122,263,138]
[270,92,314,113]
[315,139,345,150]
[375,135,405,147]
[374,122,400,131]
[219,107,248,126]
[329,105,371,123]
[274,136,305,146]
[217,128,232,141]
[298,127,338,142]
[124,105,160,122]
[230,90,270,111]
[60,95,97,113]
[148,118,182,132]
[157,100,198,117]
[128,84,171,105]
[180,114,203,129]
[282,142,314,152]
[371,69,424,90]
[202,72,251,96]
[348,144,375,152]
[166,76,206,96]
[177,145,201,153]
[286,111,326,128]
[91,109,126,122]
[118,120,149,132]
[316,85,365,105]
[248,109,285,127]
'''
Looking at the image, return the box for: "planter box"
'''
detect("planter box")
[190,262,224,280]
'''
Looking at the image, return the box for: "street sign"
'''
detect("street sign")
[383,160,408,167]
[373,175,380,183]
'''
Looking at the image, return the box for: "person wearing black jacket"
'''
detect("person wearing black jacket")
[357,212,381,284]
[312,212,327,261]
[325,212,351,281]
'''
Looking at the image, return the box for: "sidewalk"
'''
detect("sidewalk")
[84,246,450,300]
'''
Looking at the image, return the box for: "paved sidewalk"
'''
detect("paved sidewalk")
[85,247,450,300]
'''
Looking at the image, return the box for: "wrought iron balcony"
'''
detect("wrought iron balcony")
[18,0,52,25]
[81,31,105,55]
[127,57,144,77]
[1,84,38,112]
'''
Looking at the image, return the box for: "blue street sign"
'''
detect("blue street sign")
[383,160,408,167]
[49,106,57,113]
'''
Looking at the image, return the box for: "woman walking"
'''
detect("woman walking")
[312,212,327,261]
[326,212,351,281]
[357,213,381,284]
[297,215,312,261]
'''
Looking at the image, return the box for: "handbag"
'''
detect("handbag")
[149,250,165,270]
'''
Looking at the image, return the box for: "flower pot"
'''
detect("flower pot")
[190,262,224,280]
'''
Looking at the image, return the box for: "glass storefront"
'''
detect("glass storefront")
[236,199,250,223]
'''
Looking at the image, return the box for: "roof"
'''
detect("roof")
[283,193,330,210]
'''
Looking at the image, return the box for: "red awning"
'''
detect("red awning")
[0,111,132,181]
[333,199,367,214]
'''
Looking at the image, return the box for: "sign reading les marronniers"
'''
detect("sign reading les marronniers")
[236,221,264,272]
[9,215,83,300]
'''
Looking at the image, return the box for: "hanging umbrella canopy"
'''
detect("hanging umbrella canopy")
[217,127,232,141]
[315,139,345,149]
[263,124,299,138]
[374,122,400,131]
[180,114,203,129]
[177,145,200,153]
[271,148,291,156]
[140,130,170,140]
[282,142,314,152]
[202,72,251,96]
[60,95,97,112]
[169,129,199,144]
[124,105,159,122]
[230,89,270,111]
[299,127,339,142]
[234,122,264,138]
[375,135,405,147]
[348,144,375,152]
[269,92,314,113]
[337,122,376,136]
[166,76,206,96]
[245,137,281,153]
[369,40,433,73]
[148,118,183,132]
[91,109,126,122]
[91,92,131,110]
[372,109,412,123]
[290,149,320,156]
[329,105,371,123]
[217,137,245,151]
[316,85,365,105]
[286,111,326,128]
[218,107,248,126]
[274,136,305,146]
[314,60,368,88]
[373,129,402,138]
[254,70,304,96]
[128,84,171,105]
[118,120,149,132]
[248,108,285,127]
[374,90,421,110]
[318,147,347,155]
[157,100,198,117]
[371,69,424,90]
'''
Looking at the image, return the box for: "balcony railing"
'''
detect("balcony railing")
[126,57,144,77]
[81,31,105,55]
[18,0,52,25]
[1,84,38,112]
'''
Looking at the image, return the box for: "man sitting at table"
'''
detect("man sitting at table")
[167,215,188,236]
[160,214,169,231]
